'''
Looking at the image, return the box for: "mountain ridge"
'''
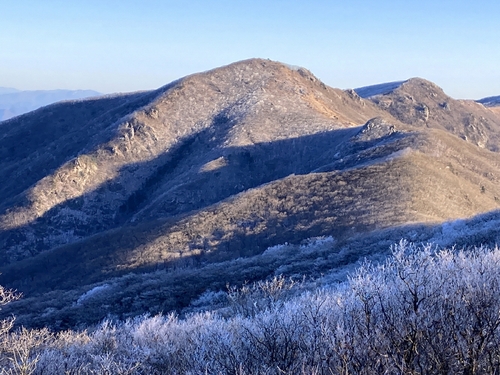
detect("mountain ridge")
[478,95,500,116]
[0,59,396,263]
[2,59,500,328]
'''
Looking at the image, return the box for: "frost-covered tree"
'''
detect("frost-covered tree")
[6,241,500,374]
[0,284,19,336]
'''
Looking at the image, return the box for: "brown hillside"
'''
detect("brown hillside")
[489,107,500,116]
[362,78,500,151]
[0,59,394,263]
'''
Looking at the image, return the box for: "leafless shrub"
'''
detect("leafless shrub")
[5,242,500,374]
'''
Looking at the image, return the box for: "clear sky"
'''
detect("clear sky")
[1,0,499,99]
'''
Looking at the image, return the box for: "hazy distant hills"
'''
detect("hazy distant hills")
[0,87,19,95]
[2,59,500,328]
[0,87,101,121]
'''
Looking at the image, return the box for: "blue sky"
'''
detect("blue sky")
[1,0,499,99]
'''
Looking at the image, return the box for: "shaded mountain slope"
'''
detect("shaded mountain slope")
[3,121,500,297]
[3,123,500,328]
[0,91,161,205]
[478,95,500,107]
[4,211,500,330]
[354,81,405,98]
[359,78,500,151]
[2,60,500,328]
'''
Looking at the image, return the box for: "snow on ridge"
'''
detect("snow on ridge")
[477,95,500,107]
[354,81,406,98]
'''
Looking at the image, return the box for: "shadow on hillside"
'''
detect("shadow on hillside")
[0,90,165,210]
[4,211,500,330]
[0,118,416,294]
[0,114,367,249]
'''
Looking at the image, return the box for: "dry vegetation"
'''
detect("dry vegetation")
[0,59,394,263]
[366,78,500,151]
[4,243,500,374]
[489,106,500,116]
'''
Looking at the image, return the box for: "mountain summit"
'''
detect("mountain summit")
[2,59,500,328]
[0,59,389,263]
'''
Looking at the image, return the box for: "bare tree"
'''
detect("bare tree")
[0,283,20,336]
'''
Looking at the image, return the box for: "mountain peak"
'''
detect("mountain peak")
[358,76,500,151]
[398,77,447,98]
[0,58,390,265]
[354,77,446,100]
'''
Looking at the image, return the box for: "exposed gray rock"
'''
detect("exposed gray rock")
[353,117,396,142]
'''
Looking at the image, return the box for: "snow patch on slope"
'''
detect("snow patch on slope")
[354,81,406,98]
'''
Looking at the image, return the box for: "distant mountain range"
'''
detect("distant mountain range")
[1,59,500,329]
[0,87,20,95]
[0,87,101,121]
